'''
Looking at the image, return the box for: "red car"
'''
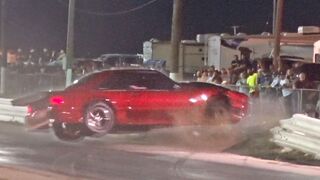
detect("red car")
[12,69,248,141]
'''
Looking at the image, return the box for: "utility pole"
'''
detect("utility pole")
[273,0,284,71]
[272,0,277,35]
[170,0,184,81]
[66,0,75,86]
[231,25,240,35]
[0,0,6,95]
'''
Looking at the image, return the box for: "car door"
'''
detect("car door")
[126,71,193,125]
[97,72,138,125]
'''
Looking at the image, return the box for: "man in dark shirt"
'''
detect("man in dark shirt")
[230,55,241,68]
[293,72,317,116]
[293,72,315,89]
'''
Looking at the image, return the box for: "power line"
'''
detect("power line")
[56,0,160,16]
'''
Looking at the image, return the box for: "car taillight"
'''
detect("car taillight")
[50,96,65,105]
[27,105,33,114]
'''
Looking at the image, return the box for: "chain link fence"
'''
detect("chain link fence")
[4,72,66,98]
[222,84,320,118]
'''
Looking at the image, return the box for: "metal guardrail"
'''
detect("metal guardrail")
[0,98,26,123]
[271,114,320,159]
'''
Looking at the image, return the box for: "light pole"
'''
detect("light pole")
[231,25,240,35]
[66,0,75,86]
[0,0,7,95]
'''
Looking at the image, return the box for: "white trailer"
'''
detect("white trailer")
[207,35,241,70]
[143,40,206,75]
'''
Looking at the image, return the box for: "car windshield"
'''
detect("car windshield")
[65,72,97,90]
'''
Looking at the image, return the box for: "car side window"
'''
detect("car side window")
[99,73,132,89]
[135,72,177,90]
[99,71,178,90]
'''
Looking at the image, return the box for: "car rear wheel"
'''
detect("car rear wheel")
[84,102,115,137]
[52,122,83,141]
[205,96,232,125]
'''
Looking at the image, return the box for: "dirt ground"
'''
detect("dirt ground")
[227,131,320,166]
[0,166,86,180]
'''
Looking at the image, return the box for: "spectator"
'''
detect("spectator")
[50,50,57,62]
[228,68,239,84]
[240,53,252,69]
[291,62,304,79]
[279,69,294,116]
[236,72,249,94]
[293,72,315,89]
[246,68,259,97]
[231,55,241,68]
[15,48,25,73]
[38,48,51,66]
[213,75,223,85]
[199,69,209,82]
[195,70,202,81]
[270,70,283,98]
[220,68,229,84]
[206,67,215,82]
[16,48,25,64]
[293,72,317,116]
[258,68,273,99]
[27,48,37,65]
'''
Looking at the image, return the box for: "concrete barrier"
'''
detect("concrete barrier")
[0,98,26,123]
[271,114,320,159]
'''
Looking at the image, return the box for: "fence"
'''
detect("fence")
[271,114,320,159]
[222,84,320,118]
[4,72,66,98]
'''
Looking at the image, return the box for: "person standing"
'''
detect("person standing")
[279,69,294,116]
[38,48,51,66]
[236,72,249,95]
[231,55,241,68]
[199,69,209,82]
[293,72,317,116]
[246,68,259,97]
[206,67,215,83]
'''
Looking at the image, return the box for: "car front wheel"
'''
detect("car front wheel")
[205,96,232,125]
[52,122,83,141]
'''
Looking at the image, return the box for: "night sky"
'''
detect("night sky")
[4,0,320,57]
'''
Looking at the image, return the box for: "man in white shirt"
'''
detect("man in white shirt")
[279,69,294,116]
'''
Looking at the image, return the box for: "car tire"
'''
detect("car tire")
[84,101,115,137]
[52,122,83,141]
[205,96,232,125]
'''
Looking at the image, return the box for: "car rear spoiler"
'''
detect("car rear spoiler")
[11,92,50,106]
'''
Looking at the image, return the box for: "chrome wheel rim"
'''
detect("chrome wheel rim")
[86,106,113,132]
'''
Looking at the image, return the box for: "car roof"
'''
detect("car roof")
[100,53,141,56]
[100,54,142,58]
[90,67,161,76]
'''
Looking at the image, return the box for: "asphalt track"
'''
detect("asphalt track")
[0,122,318,180]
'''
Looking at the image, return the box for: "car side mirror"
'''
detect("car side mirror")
[173,84,181,90]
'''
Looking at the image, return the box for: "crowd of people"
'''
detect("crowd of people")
[7,48,66,74]
[194,54,320,117]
